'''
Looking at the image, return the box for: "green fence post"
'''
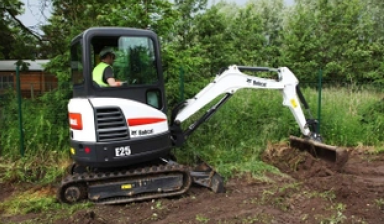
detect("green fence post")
[317,68,323,134]
[16,65,25,157]
[179,66,185,102]
[30,83,34,99]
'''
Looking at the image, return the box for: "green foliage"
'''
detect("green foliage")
[0,0,41,60]
[311,86,383,146]
[0,148,70,185]
[195,214,210,223]
[194,6,235,75]
[245,0,287,67]
[359,97,384,143]
[163,61,210,107]
[282,0,384,83]
[0,85,71,159]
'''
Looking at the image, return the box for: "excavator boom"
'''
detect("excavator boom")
[170,65,345,163]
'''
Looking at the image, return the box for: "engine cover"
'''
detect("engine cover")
[68,98,171,168]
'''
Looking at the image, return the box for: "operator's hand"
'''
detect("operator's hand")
[115,80,127,87]
[107,78,124,87]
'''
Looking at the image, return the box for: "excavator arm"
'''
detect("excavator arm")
[170,65,319,146]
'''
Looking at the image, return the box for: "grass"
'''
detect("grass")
[0,186,92,224]
[305,190,337,202]
[375,198,384,210]
[195,214,210,223]
[0,187,92,216]
[318,203,347,224]
[316,87,384,146]
[0,89,70,159]
[0,151,88,222]
[0,150,71,184]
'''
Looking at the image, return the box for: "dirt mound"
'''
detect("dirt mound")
[263,143,384,224]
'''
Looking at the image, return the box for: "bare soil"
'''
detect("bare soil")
[1,144,384,224]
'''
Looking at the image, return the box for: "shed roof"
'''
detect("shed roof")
[0,60,50,71]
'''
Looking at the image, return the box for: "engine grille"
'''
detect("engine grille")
[95,107,129,142]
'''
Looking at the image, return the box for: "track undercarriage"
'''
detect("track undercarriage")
[57,159,225,205]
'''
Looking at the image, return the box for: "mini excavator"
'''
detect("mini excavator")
[57,27,345,204]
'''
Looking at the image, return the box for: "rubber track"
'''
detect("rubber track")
[57,164,192,205]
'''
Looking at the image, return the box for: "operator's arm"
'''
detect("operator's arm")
[103,67,121,87]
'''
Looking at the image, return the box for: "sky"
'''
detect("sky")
[17,0,295,29]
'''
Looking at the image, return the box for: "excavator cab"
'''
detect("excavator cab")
[68,27,173,168]
[70,27,166,112]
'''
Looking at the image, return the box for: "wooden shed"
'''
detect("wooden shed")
[0,60,58,98]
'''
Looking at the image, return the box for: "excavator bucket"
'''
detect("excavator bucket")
[289,135,348,165]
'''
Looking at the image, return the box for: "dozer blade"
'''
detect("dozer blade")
[289,135,348,165]
[190,159,226,193]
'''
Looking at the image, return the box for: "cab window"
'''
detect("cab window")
[114,36,158,85]
[91,36,159,86]
[71,42,84,85]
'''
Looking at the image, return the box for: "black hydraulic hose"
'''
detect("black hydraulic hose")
[296,84,320,134]
[237,66,272,72]
[170,100,187,126]
[184,93,233,138]
[296,85,310,110]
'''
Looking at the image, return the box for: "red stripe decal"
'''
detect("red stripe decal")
[127,118,167,126]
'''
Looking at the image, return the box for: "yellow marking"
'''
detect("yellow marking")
[70,148,75,155]
[290,99,298,108]
[121,184,132,190]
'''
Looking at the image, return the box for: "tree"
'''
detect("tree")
[0,0,41,60]
[171,0,208,48]
[246,0,287,67]
[282,0,383,83]
[357,0,384,40]
[194,5,241,74]
[225,5,265,66]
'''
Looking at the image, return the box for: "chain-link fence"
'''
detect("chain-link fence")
[0,77,70,157]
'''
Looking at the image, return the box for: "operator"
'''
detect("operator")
[92,47,122,87]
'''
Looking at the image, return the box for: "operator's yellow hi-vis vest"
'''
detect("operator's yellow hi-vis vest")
[93,62,110,87]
